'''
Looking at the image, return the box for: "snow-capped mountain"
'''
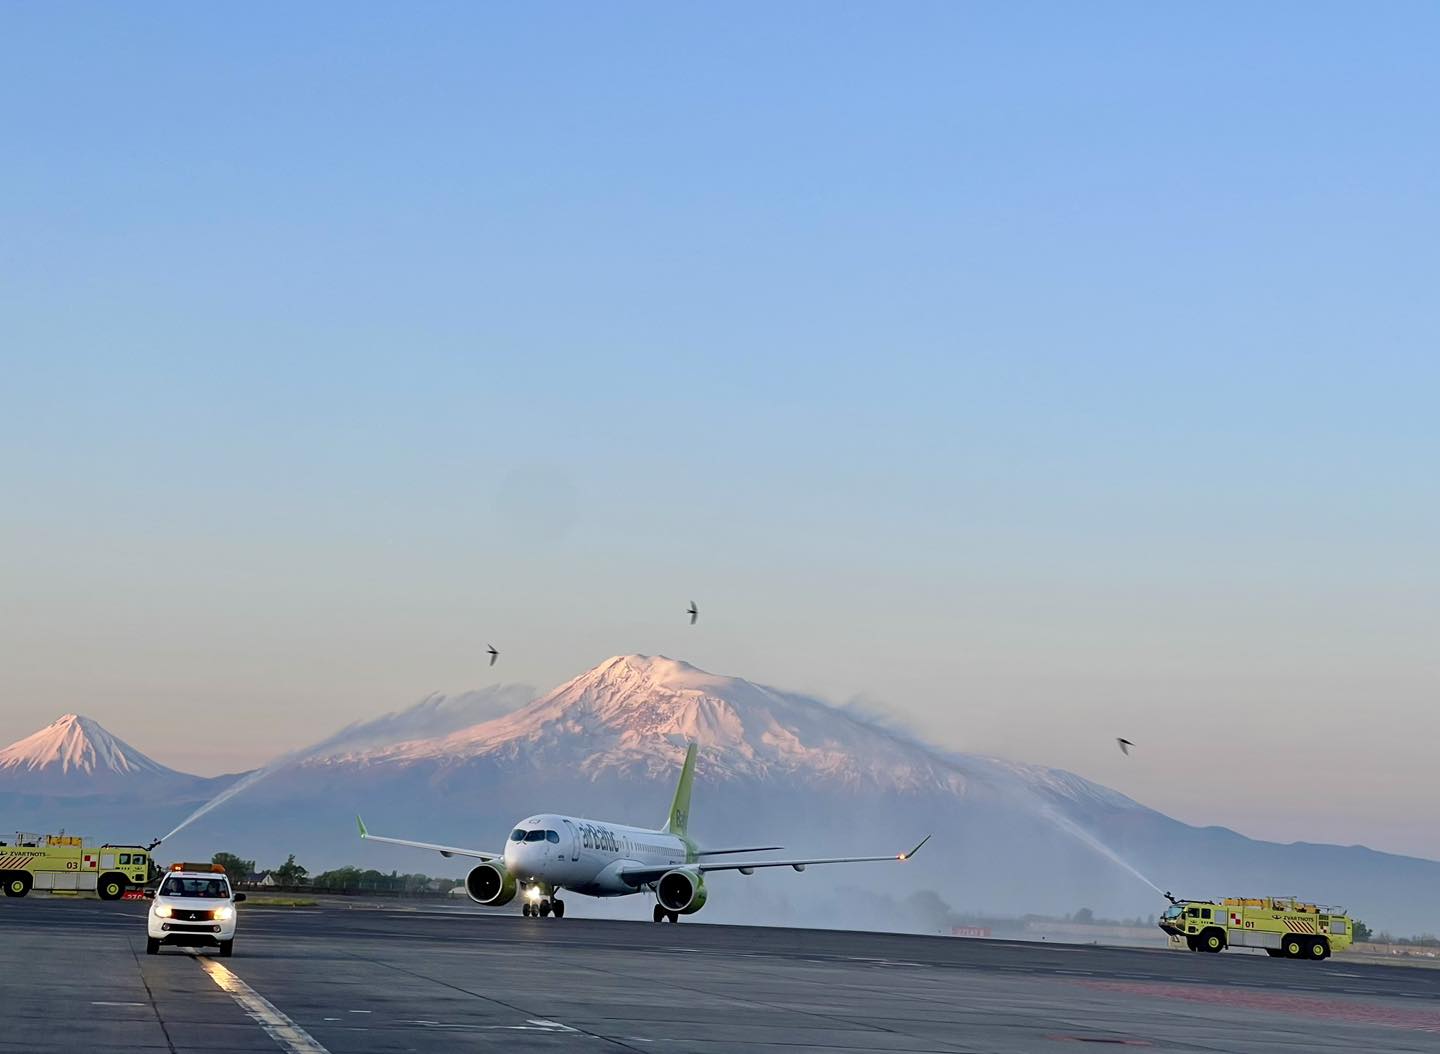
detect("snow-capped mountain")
[345,655,1135,809]
[0,714,190,794]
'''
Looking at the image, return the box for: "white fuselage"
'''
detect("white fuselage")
[502,813,689,897]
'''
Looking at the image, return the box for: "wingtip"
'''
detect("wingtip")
[899,833,931,861]
[356,815,368,839]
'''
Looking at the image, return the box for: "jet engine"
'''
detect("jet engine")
[656,868,708,915]
[465,861,517,906]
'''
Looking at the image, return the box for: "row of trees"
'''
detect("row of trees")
[211,852,308,885]
[209,852,459,894]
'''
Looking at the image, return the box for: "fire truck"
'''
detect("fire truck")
[0,833,159,900]
[1159,891,1355,960]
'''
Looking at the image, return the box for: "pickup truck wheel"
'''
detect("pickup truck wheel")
[97,874,126,901]
[146,938,160,955]
[4,873,31,897]
[219,940,234,958]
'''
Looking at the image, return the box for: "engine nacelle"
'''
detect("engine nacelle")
[656,868,708,915]
[465,861,517,906]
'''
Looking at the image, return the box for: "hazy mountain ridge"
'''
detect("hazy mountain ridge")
[4,657,1439,933]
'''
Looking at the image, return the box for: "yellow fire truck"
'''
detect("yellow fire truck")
[1159,892,1355,960]
[0,833,159,900]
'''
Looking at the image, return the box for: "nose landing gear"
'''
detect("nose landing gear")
[521,889,565,919]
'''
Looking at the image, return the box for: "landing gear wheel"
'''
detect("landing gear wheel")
[522,903,532,917]
[1308,939,1329,961]
[1284,937,1304,958]
[653,904,665,923]
[667,911,680,924]
[146,938,160,955]
[4,873,30,898]
[98,874,126,901]
[552,899,565,919]
[539,900,552,918]
[219,940,234,958]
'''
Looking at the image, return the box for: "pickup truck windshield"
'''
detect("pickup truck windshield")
[161,877,230,898]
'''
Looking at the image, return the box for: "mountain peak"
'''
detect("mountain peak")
[0,712,179,781]
[365,655,971,793]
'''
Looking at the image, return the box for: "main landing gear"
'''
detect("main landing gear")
[653,904,680,924]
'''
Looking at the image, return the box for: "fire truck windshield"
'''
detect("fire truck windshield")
[160,876,230,899]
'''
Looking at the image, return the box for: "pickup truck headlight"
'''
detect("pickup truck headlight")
[154,905,173,918]
[213,905,233,922]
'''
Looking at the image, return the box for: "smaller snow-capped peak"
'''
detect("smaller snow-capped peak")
[0,713,177,779]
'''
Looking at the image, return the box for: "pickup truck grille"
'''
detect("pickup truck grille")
[169,908,216,922]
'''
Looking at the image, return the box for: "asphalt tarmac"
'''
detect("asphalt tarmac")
[2,896,1437,1053]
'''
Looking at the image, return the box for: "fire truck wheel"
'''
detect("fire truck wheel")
[1307,939,1329,961]
[1265,948,1284,957]
[1201,928,1226,953]
[219,940,234,958]
[97,874,126,901]
[146,938,160,955]
[4,873,31,897]
[1284,937,1304,958]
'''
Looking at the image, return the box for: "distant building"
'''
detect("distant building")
[247,872,277,887]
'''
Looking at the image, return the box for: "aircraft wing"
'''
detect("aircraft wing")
[620,835,929,886]
[356,815,501,862]
[693,846,784,856]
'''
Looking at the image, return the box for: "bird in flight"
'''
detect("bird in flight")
[1116,738,1134,756]
[487,645,499,667]
[687,601,698,625]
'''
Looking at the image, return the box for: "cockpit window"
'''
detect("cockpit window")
[509,829,526,842]
[546,830,560,843]
[524,829,546,842]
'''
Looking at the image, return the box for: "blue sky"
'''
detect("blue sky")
[2,3,1437,857]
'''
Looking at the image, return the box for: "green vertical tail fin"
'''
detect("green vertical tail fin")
[662,742,697,836]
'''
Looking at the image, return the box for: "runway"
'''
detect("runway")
[2,897,1437,1053]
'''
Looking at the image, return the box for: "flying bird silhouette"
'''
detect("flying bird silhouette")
[1116,738,1134,756]
[687,601,698,625]
[487,645,498,667]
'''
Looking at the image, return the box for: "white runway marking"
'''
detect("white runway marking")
[404,1018,580,1033]
[91,1000,145,1007]
[189,953,330,1054]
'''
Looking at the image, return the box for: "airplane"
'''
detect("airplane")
[356,742,929,922]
